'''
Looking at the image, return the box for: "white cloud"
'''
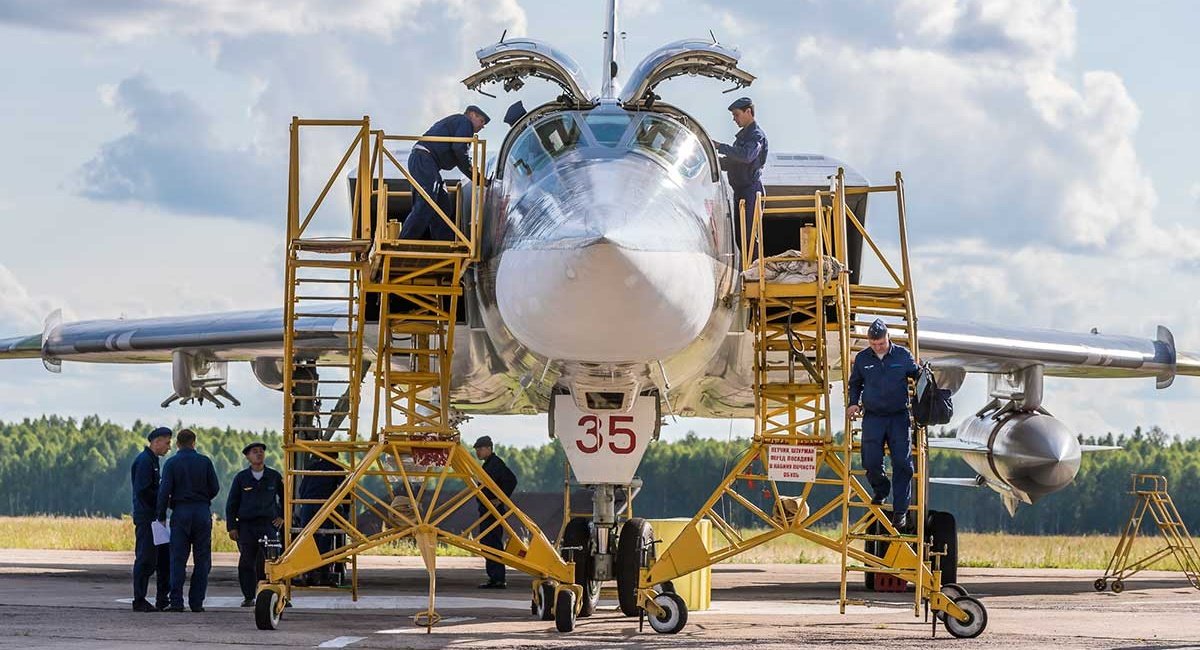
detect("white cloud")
[789,29,1184,256]
[0,264,54,333]
[0,0,425,40]
[76,74,276,220]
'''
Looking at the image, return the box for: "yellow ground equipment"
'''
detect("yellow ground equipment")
[636,171,987,638]
[257,117,581,633]
[1096,473,1200,593]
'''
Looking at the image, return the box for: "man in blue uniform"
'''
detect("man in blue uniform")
[156,428,220,612]
[399,105,490,241]
[714,96,768,248]
[130,426,172,612]
[225,442,284,607]
[503,100,526,127]
[847,319,920,528]
[473,436,517,589]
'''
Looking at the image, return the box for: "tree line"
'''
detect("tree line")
[1,416,1197,534]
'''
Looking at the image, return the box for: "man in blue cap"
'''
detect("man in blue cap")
[503,100,526,127]
[399,106,490,241]
[225,441,284,607]
[130,426,172,612]
[473,435,517,588]
[847,319,920,528]
[156,428,220,612]
[714,97,769,249]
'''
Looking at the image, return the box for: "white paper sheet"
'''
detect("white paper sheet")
[151,520,170,546]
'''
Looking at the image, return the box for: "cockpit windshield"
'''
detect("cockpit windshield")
[584,113,633,146]
[632,115,706,178]
[507,114,582,178]
[504,111,708,180]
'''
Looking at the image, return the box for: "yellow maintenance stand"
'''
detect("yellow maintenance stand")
[1096,474,1200,592]
[256,117,581,633]
[637,170,988,638]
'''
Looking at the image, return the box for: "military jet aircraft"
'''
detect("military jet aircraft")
[0,0,1194,576]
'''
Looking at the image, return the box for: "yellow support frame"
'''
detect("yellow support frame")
[1099,474,1200,591]
[639,170,969,626]
[265,118,577,632]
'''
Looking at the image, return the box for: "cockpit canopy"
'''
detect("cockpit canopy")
[502,109,710,184]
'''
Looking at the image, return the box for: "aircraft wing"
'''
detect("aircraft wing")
[0,307,348,364]
[917,317,1197,387]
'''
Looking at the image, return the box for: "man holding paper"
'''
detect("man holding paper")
[157,429,220,613]
[130,426,172,612]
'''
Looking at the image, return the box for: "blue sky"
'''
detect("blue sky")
[1,0,1198,446]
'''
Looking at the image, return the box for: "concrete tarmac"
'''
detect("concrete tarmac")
[0,549,1197,649]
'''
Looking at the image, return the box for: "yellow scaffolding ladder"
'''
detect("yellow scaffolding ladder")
[259,117,580,634]
[639,170,986,638]
[1096,474,1200,593]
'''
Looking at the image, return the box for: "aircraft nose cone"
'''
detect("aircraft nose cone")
[495,241,718,362]
[1001,414,1082,495]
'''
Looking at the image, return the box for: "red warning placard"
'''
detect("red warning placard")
[767,444,818,483]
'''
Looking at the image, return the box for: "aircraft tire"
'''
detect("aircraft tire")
[616,518,653,616]
[561,517,600,617]
[927,510,958,584]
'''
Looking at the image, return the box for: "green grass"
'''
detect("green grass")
[0,516,471,557]
[0,516,1190,571]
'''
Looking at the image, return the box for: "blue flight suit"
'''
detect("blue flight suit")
[130,447,169,607]
[478,454,518,584]
[717,121,769,248]
[399,113,475,241]
[847,343,919,515]
[226,466,284,601]
[157,448,220,610]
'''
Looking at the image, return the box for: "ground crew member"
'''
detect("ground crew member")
[226,442,284,607]
[156,428,220,612]
[398,106,490,241]
[847,319,919,528]
[130,426,172,612]
[714,96,769,248]
[503,100,527,127]
[473,436,517,589]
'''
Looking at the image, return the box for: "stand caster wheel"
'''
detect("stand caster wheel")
[1093,578,1107,592]
[1111,580,1125,594]
[254,590,282,630]
[536,582,555,621]
[934,583,968,621]
[554,589,576,633]
[647,592,688,634]
[943,595,987,639]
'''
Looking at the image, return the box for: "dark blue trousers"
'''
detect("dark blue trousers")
[168,503,212,609]
[132,521,170,606]
[479,514,506,583]
[861,413,914,515]
[398,151,453,241]
[236,519,278,601]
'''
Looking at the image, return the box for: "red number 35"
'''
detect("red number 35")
[576,415,636,455]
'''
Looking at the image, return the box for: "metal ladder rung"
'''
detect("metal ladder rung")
[850,533,921,543]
